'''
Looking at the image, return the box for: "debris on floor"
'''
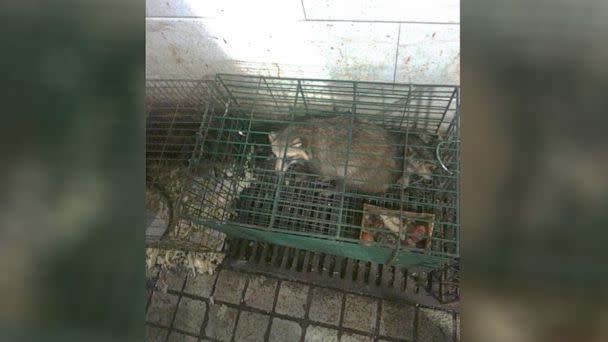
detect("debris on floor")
[147,248,225,293]
[146,162,244,293]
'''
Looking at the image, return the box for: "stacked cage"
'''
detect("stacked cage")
[145,79,227,259]
[170,74,459,271]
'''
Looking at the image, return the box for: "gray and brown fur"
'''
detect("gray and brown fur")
[399,131,438,186]
[269,116,439,194]
[268,116,400,194]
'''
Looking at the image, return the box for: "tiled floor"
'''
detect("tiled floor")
[146,267,458,341]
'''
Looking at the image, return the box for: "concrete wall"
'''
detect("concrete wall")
[146,0,460,85]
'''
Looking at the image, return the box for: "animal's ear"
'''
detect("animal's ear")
[268,132,277,143]
[290,137,303,148]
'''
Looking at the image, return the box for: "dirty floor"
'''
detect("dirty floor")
[146,266,459,342]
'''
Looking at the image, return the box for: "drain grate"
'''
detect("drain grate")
[223,238,459,310]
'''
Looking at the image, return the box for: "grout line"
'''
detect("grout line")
[146,16,214,21]
[145,16,460,25]
[264,319,274,342]
[338,292,347,333]
[229,276,251,342]
[304,285,313,321]
[297,283,309,342]
[303,284,314,339]
[413,305,420,341]
[197,270,221,341]
[145,267,160,314]
[375,299,383,338]
[164,271,189,342]
[303,18,460,25]
[452,311,458,342]
[300,0,308,20]
[263,276,281,342]
[268,278,283,340]
[393,23,402,84]
[196,300,210,342]
[147,323,221,342]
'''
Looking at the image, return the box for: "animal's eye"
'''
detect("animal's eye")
[291,138,302,148]
[268,132,277,142]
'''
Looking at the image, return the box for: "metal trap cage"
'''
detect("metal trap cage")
[171,74,460,270]
[145,79,228,253]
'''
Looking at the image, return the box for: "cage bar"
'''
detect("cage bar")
[147,74,460,269]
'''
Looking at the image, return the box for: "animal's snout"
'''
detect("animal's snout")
[274,158,284,172]
[274,157,299,172]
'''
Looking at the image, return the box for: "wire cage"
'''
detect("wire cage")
[145,79,228,252]
[165,74,460,270]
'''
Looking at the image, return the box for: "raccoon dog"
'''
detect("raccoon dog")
[268,116,400,194]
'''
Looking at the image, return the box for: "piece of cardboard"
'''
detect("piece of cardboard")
[360,203,434,250]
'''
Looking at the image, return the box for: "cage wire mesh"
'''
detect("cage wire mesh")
[158,74,460,270]
[145,79,228,257]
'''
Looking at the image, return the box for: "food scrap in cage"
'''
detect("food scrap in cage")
[360,204,434,249]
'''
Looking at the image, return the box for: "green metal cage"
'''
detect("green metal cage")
[148,74,460,270]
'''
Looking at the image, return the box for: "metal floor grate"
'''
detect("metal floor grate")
[222,237,459,310]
